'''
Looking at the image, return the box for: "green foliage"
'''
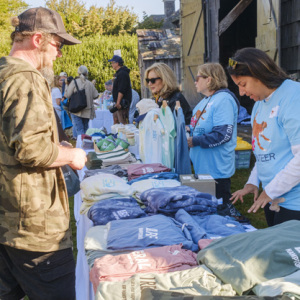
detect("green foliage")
[52,34,140,93]
[136,12,164,30]
[0,0,28,30]
[45,0,139,37]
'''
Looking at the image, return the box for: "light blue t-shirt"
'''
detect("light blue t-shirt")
[251,79,300,211]
[189,91,238,178]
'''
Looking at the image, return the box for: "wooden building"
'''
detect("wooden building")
[180,0,300,110]
[137,29,181,98]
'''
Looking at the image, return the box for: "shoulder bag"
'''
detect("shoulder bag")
[68,80,87,113]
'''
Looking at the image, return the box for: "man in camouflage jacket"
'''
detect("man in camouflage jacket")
[0,7,87,300]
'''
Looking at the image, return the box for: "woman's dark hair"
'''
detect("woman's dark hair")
[227,47,288,89]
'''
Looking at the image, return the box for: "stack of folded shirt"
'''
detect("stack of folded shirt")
[80,173,134,214]
[140,185,218,216]
[83,165,127,180]
[96,146,137,168]
[127,163,171,181]
[87,197,147,226]
[86,152,103,170]
[89,244,198,292]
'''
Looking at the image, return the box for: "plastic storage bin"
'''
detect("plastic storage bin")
[235,150,251,169]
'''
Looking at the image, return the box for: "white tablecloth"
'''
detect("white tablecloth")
[88,109,113,133]
[74,138,95,300]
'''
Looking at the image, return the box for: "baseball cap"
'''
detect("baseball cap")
[59,72,67,77]
[108,55,124,64]
[15,7,81,45]
[135,98,159,123]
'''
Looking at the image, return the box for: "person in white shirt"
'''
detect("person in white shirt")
[51,75,63,120]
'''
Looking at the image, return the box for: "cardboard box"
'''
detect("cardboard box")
[180,174,216,196]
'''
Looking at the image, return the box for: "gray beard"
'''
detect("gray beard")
[40,67,54,86]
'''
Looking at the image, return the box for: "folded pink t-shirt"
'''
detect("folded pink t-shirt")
[90,244,197,292]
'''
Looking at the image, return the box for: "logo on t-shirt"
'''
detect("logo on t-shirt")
[286,248,300,268]
[269,105,279,118]
[252,112,271,151]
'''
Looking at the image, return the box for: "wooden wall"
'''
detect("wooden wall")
[256,0,280,63]
[281,0,300,76]
[180,0,206,108]
[139,56,182,99]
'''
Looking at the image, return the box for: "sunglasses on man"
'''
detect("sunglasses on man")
[49,40,64,51]
[146,77,161,84]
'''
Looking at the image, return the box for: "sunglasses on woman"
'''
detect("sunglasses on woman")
[146,77,161,84]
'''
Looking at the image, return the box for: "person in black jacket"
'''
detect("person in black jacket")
[108,55,132,124]
[144,62,192,124]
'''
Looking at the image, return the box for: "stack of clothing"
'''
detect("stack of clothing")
[83,165,127,180]
[86,152,103,170]
[140,185,218,216]
[89,244,198,292]
[87,197,147,226]
[86,146,137,170]
[127,163,171,181]
[80,173,134,214]
[96,146,137,168]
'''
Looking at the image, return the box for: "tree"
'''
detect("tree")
[45,0,138,37]
[0,0,28,30]
[136,12,164,30]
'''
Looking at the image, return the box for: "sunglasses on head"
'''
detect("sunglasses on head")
[146,77,161,84]
[228,58,239,69]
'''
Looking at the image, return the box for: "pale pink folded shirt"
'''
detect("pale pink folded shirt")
[90,244,198,292]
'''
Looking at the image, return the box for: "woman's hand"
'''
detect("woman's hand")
[185,125,190,132]
[187,137,194,148]
[247,190,272,213]
[230,183,259,204]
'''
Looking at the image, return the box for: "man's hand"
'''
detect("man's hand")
[116,103,122,110]
[68,148,87,170]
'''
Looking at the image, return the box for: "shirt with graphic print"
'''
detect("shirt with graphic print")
[189,91,238,178]
[251,79,300,211]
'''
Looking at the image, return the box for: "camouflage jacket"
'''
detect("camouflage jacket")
[0,56,72,252]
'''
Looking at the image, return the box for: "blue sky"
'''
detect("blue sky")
[24,0,180,21]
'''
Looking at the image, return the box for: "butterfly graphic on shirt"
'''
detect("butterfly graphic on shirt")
[252,112,271,151]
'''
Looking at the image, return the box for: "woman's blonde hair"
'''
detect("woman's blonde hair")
[51,75,61,89]
[197,63,228,91]
[144,62,179,98]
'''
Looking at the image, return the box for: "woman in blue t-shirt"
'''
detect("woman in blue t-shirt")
[187,63,239,206]
[228,47,300,226]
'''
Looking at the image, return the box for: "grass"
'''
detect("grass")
[230,153,267,229]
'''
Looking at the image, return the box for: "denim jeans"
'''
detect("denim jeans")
[71,114,89,137]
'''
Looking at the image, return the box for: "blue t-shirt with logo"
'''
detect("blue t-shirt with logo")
[251,79,300,211]
[189,91,238,178]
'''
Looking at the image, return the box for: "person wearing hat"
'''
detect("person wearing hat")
[64,65,99,137]
[0,7,87,300]
[108,55,132,124]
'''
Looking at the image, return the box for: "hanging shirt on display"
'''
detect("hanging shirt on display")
[173,107,192,174]
[159,106,176,169]
[143,109,165,164]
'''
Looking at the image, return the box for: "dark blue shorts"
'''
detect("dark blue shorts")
[0,245,75,300]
